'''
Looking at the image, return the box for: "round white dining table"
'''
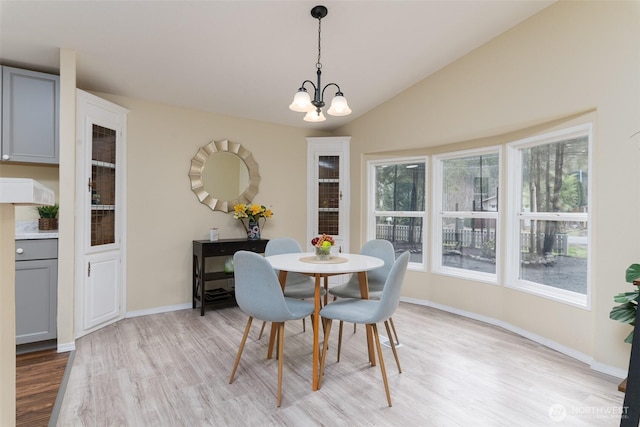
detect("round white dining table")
[265,252,384,391]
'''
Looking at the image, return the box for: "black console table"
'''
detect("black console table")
[193,239,268,315]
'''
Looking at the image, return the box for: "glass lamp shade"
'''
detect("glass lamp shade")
[327,95,352,116]
[289,90,312,112]
[304,109,326,122]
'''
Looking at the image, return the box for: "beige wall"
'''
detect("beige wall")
[336,0,640,371]
[91,93,329,311]
[0,205,16,426]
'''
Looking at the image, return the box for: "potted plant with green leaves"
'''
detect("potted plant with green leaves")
[35,203,59,231]
[610,264,640,343]
[609,263,640,392]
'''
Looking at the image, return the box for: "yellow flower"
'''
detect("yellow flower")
[232,203,274,222]
[233,204,248,219]
[249,204,262,216]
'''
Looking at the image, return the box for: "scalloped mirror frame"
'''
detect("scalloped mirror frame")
[189,139,260,212]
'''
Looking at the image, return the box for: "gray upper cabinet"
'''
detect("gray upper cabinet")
[1,66,60,164]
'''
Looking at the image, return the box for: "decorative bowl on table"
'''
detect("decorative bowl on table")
[311,234,335,261]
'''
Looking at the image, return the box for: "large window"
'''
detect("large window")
[433,147,501,282]
[506,124,591,308]
[367,158,427,269]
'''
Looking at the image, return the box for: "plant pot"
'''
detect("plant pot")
[38,218,58,231]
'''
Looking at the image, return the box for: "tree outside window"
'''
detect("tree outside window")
[434,148,500,280]
[369,159,426,266]
[507,124,591,306]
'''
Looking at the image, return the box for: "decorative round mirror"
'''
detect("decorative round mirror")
[189,139,260,212]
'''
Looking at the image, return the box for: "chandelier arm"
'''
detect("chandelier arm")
[298,80,317,92]
[321,82,343,101]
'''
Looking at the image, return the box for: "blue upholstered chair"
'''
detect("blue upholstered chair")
[229,251,315,407]
[328,239,400,361]
[319,251,410,407]
[266,238,326,299]
[258,238,326,338]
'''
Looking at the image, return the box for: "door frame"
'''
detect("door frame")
[306,136,351,256]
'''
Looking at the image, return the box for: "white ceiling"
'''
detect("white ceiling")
[0,0,555,131]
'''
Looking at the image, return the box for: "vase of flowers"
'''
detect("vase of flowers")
[233,203,273,240]
[311,234,335,261]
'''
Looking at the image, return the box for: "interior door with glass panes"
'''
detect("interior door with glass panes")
[306,137,350,270]
[76,90,128,338]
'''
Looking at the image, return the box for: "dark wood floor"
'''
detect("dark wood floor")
[16,349,69,427]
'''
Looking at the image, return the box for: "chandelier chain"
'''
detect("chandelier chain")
[316,17,322,70]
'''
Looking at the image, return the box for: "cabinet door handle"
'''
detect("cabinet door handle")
[16,248,23,254]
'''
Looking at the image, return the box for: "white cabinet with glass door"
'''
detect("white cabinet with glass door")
[75,90,128,338]
[306,137,350,261]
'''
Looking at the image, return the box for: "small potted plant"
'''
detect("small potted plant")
[35,203,59,231]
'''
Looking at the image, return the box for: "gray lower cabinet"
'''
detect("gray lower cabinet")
[15,239,58,345]
[1,65,60,164]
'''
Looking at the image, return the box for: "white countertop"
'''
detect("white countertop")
[15,221,58,240]
[0,178,55,206]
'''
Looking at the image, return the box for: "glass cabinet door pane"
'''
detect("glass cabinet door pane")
[317,155,340,235]
[91,124,116,246]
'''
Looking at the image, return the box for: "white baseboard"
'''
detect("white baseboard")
[57,341,76,353]
[125,302,192,318]
[399,296,626,380]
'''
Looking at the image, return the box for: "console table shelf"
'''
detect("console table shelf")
[192,238,268,315]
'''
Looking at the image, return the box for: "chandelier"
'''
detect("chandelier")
[289,5,351,123]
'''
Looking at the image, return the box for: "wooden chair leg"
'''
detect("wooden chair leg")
[389,316,400,345]
[276,322,285,407]
[354,323,357,333]
[384,320,402,373]
[267,323,277,359]
[319,318,333,389]
[229,316,254,384]
[371,323,392,407]
[337,320,343,362]
[258,321,266,340]
[324,276,329,306]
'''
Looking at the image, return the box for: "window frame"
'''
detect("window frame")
[432,146,502,283]
[367,156,428,271]
[505,123,592,309]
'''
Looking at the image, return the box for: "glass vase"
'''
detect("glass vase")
[315,245,331,261]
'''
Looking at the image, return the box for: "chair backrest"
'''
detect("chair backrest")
[265,238,303,256]
[265,238,311,286]
[233,251,298,322]
[345,239,396,292]
[369,251,410,324]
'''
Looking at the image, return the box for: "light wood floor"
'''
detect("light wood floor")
[57,303,623,426]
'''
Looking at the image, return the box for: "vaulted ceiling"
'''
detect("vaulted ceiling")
[0,0,555,131]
